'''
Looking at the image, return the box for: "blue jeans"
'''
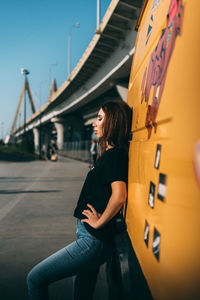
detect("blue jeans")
[27,220,112,300]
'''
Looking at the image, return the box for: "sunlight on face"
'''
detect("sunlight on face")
[92,108,105,138]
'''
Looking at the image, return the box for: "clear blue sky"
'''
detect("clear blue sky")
[0,0,111,139]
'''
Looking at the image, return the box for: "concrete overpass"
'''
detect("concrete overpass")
[11,0,143,152]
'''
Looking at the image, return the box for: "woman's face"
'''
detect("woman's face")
[93,108,105,138]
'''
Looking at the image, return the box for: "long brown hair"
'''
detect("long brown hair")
[98,100,132,155]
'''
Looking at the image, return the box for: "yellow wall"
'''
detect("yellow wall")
[126,0,200,299]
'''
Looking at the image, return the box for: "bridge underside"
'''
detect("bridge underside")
[11,0,143,159]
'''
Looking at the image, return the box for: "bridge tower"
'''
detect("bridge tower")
[10,70,36,136]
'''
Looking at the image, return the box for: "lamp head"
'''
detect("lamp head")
[21,68,30,75]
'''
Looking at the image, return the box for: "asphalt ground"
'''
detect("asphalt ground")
[0,156,108,300]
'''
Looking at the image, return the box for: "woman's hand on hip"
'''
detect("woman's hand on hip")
[82,204,101,229]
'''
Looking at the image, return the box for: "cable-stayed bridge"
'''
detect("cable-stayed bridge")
[9,0,143,154]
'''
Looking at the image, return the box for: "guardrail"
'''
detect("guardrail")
[60,140,92,162]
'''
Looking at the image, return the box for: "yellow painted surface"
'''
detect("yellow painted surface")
[126,0,200,299]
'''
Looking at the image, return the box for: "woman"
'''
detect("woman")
[27,100,132,300]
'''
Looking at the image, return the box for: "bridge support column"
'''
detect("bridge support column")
[33,127,40,153]
[116,84,128,101]
[51,117,64,150]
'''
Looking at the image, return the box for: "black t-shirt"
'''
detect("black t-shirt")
[73,147,128,242]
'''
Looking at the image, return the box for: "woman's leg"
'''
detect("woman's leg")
[27,235,111,299]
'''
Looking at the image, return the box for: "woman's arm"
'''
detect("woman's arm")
[82,181,127,229]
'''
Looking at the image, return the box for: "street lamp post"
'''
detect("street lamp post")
[39,80,47,108]
[68,22,80,77]
[49,62,58,90]
[97,0,101,30]
[20,68,30,135]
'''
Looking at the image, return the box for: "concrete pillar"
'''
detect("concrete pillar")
[33,127,39,152]
[116,84,128,101]
[51,117,64,149]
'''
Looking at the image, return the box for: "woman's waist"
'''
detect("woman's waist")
[74,201,108,217]
[76,219,99,241]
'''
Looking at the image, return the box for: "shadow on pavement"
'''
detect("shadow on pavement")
[0,189,61,194]
[0,177,84,183]
[0,155,36,162]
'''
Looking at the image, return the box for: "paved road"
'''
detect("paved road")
[0,157,108,300]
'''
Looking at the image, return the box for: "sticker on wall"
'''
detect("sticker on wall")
[148,182,155,208]
[144,220,150,247]
[152,228,161,261]
[194,140,200,187]
[140,0,184,139]
[155,144,161,169]
[158,173,167,201]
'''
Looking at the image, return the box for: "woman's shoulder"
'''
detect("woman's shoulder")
[96,147,128,166]
[107,147,127,155]
[101,147,129,182]
[102,147,128,162]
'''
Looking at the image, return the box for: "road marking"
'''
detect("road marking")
[0,197,25,222]
[0,163,52,222]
